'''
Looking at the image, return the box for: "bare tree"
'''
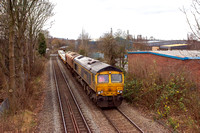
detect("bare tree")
[66,41,76,52]
[100,32,118,66]
[114,29,128,68]
[182,0,200,50]
[182,0,200,39]
[0,2,10,101]
[0,0,54,111]
[187,32,200,49]
[27,0,54,77]
[78,29,90,56]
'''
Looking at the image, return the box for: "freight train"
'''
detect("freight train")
[58,50,124,107]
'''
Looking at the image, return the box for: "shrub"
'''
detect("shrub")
[38,33,46,56]
[123,78,142,103]
[31,57,46,77]
[124,60,200,131]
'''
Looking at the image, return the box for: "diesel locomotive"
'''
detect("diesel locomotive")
[58,50,124,107]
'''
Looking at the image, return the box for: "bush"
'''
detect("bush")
[31,57,46,77]
[124,61,200,131]
[124,79,142,103]
[38,33,46,56]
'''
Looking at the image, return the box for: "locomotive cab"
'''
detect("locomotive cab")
[96,71,124,107]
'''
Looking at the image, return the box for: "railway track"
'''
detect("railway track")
[52,57,91,133]
[102,107,144,133]
[56,56,144,132]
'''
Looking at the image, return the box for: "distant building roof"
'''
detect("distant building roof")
[128,50,200,60]
[161,44,188,47]
[147,40,188,47]
[160,44,188,50]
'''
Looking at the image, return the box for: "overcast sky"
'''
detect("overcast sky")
[48,0,192,40]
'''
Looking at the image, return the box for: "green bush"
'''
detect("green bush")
[123,79,142,103]
[38,33,46,56]
[124,74,199,131]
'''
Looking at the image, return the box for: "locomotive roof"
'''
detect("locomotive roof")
[74,55,122,74]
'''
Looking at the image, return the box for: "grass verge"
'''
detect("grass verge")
[0,57,47,132]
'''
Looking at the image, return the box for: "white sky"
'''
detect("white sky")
[48,0,192,40]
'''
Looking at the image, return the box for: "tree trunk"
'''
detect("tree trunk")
[26,40,30,80]
[8,23,17,111]
[29,37,34,76]
[0,42,8,91]
[8,27,15,92]
[17,33,26,92]
[19,48,25,91]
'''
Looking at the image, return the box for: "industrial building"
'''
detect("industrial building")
[127,50,200,89]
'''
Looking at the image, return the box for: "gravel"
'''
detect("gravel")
[36,57,170,132]
[118,102,169,133]
[36,58,62,132]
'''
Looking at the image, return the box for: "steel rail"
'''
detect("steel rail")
[52,59,68,133]
[101,110,121,133]
[117,108,144,133]
[65,95,79,133]
[56,59,91,133]
[54,58,80,132]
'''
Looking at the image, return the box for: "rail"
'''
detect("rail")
[56,58,91,133]
[52,59,68,133]
[117,108,144,133]
[101,108,144,133]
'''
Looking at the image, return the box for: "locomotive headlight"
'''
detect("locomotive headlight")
[98,91,103,95]
[117,90,123,93]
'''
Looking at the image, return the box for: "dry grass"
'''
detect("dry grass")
[0,57,47,132]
